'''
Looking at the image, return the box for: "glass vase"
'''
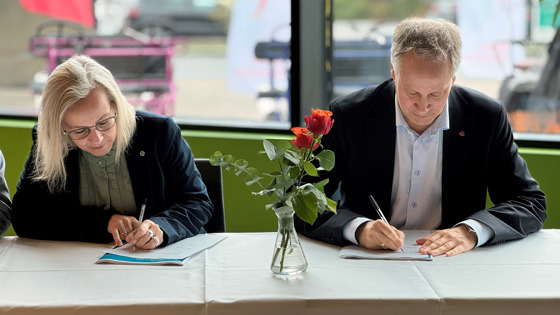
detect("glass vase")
[270,209,308,275]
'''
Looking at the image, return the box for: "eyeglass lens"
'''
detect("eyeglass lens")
[66,115,117,140]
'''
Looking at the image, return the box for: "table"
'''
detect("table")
[1,230,559,315]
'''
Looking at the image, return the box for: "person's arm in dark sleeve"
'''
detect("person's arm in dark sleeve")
[470,106,546,244]
[147,119,213,246]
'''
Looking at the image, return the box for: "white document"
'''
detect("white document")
[96,233,227,265]
[339,230,432,261]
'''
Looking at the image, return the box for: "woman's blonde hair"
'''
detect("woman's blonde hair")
[33,54,137,193]
[391,17,462,76]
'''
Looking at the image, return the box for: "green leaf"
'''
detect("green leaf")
[265,203,275,211]
[314,178,329,190]
[242,167,262,186]
[220,154,235,170]
[275,178,296,191]
[287,166,301,180]
[263,139,292,161]
[303,161,318,177]
[232,159,249,176]
[326,197,337,214]
[292,189,318,225]
[209,151,223,166]
[283,150,301,165]
[209,151,236,171]
[316,150,335,171]
[276,189,293,203]
[264,171,282,176]
[265,200,285,212]
[253,188,276,197]
[266,176,277,191]
[291,183,332,224]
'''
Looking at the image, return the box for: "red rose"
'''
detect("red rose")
[291,127,320,150]
[304,109,334,135]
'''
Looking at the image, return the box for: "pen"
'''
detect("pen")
[138,198,147,224]
[368,195,404,252]
[133,199,147,251]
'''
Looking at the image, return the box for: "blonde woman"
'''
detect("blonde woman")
[12,55,212,249]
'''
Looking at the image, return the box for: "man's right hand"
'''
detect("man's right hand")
[355,220,405,251]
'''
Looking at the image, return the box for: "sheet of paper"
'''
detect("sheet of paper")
[104,233,226,260]
[339,230,432,261]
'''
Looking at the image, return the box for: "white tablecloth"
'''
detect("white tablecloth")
[1,230,559,314]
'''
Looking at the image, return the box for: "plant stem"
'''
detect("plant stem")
[296,138,319,186]
[279,226,289,272]
[272,217,291,273]
[278,159,287,195]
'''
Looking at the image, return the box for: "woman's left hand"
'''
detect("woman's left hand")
[125,220,163,250]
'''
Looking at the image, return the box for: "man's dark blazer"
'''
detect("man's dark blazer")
[296,79,546,246]
[11,111,213,246]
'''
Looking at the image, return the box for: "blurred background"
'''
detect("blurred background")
[0,0,559,135]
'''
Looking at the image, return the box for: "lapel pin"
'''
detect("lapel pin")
[459,131,465,137]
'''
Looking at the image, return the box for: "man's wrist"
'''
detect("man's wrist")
[459,224,478,244]
[343,217,371,245]
[355,222,368,245]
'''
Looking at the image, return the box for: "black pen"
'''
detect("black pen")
[368,195,404,252]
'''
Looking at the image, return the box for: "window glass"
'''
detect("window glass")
[332,0,560,138]
[0,0,291,130]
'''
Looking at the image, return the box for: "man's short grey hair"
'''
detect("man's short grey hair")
[391,17,462,75]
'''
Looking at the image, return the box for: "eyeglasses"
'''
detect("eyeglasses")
[63,114,117,140]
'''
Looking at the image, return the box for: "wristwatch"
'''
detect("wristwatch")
[461,224,478,242]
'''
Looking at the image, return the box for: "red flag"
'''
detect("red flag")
[19,0,94,27]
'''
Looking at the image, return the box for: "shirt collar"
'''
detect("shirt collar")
[80,142,117,166]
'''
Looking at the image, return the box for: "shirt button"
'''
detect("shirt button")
[98,161,103,165]
[411,202,417,208]
[415,170,421,176]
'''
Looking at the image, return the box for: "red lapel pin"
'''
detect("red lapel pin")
[459,131,465,136]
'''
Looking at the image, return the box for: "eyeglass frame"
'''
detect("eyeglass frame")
[63,114,118,140]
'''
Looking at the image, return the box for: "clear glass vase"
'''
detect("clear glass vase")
[270,209,308,275]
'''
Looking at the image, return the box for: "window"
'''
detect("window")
[2,0,560,144]
[331,0,560,144]
[0,0,292,131]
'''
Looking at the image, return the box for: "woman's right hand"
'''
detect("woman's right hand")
[107,214,140,247]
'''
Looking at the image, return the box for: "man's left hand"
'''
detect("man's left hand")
[416,225,477,257]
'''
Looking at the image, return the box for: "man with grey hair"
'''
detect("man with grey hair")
[296,17,546,257]
[0,150,12,235]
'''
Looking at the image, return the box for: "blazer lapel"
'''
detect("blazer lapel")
[126,127,151,211]
[442,88,471,227]
[365,81,397,217]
